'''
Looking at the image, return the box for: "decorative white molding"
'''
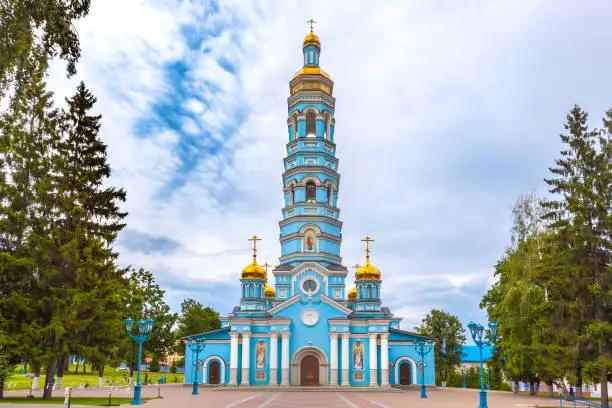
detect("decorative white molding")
[202,355,226,384]
[394,356,417,385]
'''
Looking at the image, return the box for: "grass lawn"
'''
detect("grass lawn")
[4,365,184,391]
[0,397,154,405]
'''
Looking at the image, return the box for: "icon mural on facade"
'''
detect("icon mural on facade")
[305,230,316,251]
[256,340,266,369]
[353,340,364,370]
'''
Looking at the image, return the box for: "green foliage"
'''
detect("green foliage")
[148,359,160,373]
[0,0,91,96]
[482,105,612,404]
[416,309,466,383]
[174,298,221,354]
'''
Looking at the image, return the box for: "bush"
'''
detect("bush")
[149,359,160,373]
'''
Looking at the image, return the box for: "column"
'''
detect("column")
[229,332,239,385]
[269,333,278,386]
[341,333,350,386]
[369,333,378,386]
[281,332,291,386]
[241,333,251,386]
[329,333,339,385]
[380,334,389,386]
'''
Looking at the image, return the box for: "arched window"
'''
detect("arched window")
[306,180,316,202]
[327,185,332,205]
[248,284,254,298]
[306,111,316,137]
[242,285,246,298]
[290,185,295,205]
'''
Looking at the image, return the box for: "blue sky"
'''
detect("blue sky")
[49,0,612,335]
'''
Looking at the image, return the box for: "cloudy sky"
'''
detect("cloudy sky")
[49,0,612,337]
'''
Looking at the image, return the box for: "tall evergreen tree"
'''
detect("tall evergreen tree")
[542,105,612,403]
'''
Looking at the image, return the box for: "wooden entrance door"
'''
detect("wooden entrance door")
[208,361,220,384]
[300,355,319,386]
[399,362,411,385]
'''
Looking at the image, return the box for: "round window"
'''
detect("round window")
[301,278,319,294]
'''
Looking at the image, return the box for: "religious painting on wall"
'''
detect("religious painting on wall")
[353,340,364,370]
[304,230,316,252]
[256,340,266,369]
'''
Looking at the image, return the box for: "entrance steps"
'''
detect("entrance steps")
[212,385,403,392]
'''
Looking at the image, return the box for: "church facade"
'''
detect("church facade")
[184,29,436,388]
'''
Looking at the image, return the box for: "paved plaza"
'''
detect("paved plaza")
[3,385,560,407]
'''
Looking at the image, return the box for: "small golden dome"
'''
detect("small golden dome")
[264,283,276,299]
[303,31,320,48]
[356,259,381,281]
[292,66,331,80]
[241,258,266,280]
[348,287,357,301]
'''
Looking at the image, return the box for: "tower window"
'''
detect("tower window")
[306,111,316,137]
[327,185,332,205]
[306,180,316,202]
[290,185,295,205]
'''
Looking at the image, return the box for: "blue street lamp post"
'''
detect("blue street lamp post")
[415,340,433,399]
[468,321,498,408]
[186,338,206,395]
[124,318,154,405]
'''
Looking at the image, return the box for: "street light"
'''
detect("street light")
[124,318,154,405]
[415,340,433,399]
[185,338,206,395]
[468,321,498,408]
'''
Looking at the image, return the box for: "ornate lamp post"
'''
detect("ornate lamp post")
[124,318,154,405]
[415,340,433,399]
[186,338,206,395]
[468,321,498,408]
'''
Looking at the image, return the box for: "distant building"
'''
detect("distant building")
[458,345,494,370]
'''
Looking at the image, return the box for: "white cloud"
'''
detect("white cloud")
[48,0,612,330]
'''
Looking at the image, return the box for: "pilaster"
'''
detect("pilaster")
[380,333,390,387]
[229,332,239,385]
[329,333,339,385]
[369,333,378,386]
[241,333,251,386]
[281,332,291,386]
[269,332,279,386]
[341,333,350,386]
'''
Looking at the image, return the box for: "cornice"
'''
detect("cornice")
[280,231,342,244]
[279,252,342,263]
[284,151,339,165]
[282,166,340,182]
[279,215,343,228]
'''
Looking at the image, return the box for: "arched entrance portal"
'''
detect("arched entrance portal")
[399,362,412,385]
[290,346,330,386]
[208,360,220,384]
[300,355,319,386]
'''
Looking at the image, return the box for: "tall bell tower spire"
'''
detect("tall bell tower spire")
[277,26,341,268]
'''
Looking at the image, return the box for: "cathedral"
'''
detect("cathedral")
[184,29,436,388]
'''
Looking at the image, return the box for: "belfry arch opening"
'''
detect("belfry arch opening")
[306,111,316,137]
[306,181,316,202]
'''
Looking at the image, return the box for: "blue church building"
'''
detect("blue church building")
[184,29,436,388]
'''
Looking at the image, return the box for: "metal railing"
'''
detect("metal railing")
[559,395,609,408]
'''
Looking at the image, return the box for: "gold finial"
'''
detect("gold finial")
[248,235,262,260]
[307,18,316,32]
[361,236,374,260]
[263,262,271,273]
[352,264,361,271]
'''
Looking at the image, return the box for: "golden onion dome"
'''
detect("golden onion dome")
[264,283,276,299]
[292,66,331,80]
[303,31,321,48]
[241,258,266,280]
[347,287,357,301]
[355,259,381,281]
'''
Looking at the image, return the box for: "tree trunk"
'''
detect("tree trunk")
[576,371,583,399]
[82,361,86,374]
[98,364,105,388]
[32,363,41,390]
[42,361,55,400]
[0,376,5,400]
[547,381,554,397]
[513,379,519,394]
[23,361,28,373]
[74,359,80,375]
[55,357,65,391]
[601,368,608,407]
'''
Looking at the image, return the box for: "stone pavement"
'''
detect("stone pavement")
[2,385,560,407]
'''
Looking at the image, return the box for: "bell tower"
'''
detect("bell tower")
[278,24,342,268]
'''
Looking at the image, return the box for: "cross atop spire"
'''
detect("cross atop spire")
[352,263,361,271]
[361,236,374,260]
[306,18,316,32]
[263,262,272,273]
[248,235,262,260]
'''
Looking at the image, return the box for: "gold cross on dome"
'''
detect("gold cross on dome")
[263,262,271,273]
[352,264,361,271]
[361,235,374,259]
[307,18,317,32]
[248,235,262,258]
